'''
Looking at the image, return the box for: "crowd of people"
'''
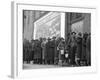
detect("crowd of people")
[23,32,91,66]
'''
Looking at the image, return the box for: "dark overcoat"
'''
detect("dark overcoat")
[34,41,42,59]
[46,40,55,61]
[86,36,91,65]
[76,37,82,59]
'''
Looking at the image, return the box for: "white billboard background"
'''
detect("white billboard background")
[71,20,84,34]
[34,12,65,39]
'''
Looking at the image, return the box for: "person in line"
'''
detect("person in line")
[76,32,82,66]
[68,32,77,66]
[57,38,65,66]
[54,37,62,65]
[86,33,91,66]
[52,37,58,65]
[41,38,47,64]
[82,33,88,65]
[46,38,54,64]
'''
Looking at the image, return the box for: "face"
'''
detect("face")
[72,33,76,37]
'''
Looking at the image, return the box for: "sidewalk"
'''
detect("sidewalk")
[23,62,78,69]
[23,63,61,69]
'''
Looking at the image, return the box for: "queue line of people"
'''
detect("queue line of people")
[23,32,91,66]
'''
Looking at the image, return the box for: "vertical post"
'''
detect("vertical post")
[65,13,71,41]
[61,12,65,39]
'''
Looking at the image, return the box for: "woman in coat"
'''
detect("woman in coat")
[41,38,47,64]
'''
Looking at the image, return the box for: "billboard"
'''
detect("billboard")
[34,12,61,39]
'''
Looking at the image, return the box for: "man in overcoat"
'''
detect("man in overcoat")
[76,32,82,65]
[46,38,55,64]
[68,32,77,65]
[86,34,91,66]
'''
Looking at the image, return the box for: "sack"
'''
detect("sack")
[57,47,59,50]
[60,50,64,54]
[65,54,68,58]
